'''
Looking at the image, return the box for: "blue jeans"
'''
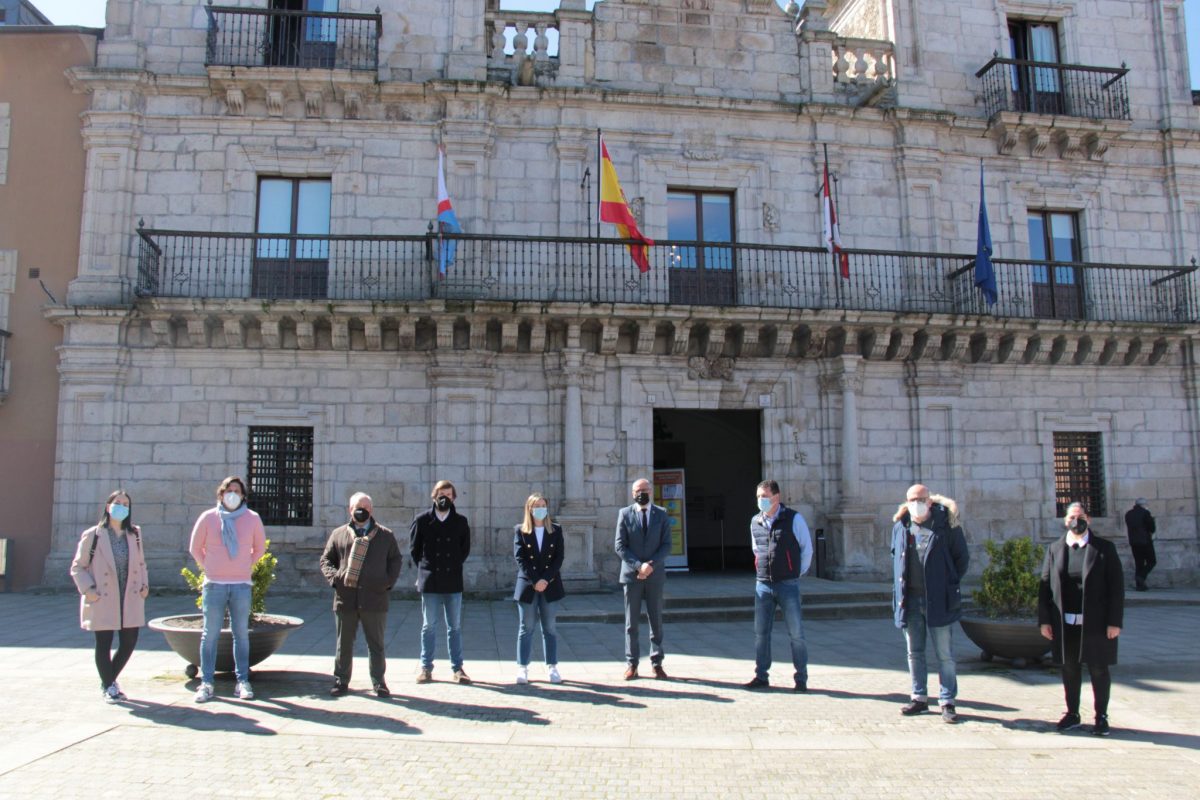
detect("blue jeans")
[903,607,957,705]
[420,592,463,671]
[200,582,251,685]
[753,578,808,684]
[516,593,559,667]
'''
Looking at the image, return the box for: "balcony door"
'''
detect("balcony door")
[1008,20,1064,115]
[268,0,338,68]
[667,191,735,306]
[1029,211,1083,319]
[254,177,331,299]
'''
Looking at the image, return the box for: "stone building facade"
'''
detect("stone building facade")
[36,0,1200,590]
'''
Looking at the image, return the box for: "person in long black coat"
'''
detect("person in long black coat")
[512,493,566,684]
[1038,502,1124,737]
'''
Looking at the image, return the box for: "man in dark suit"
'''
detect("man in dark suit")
[614,477,673,680]
[1124,498,1156,591]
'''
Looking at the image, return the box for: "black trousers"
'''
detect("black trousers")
[1131,542,1157,584]
[333,608,388,684]
[94,628,140,689]
[1060,623,1111,717]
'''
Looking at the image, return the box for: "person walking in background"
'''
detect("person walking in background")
[1124,498,1157,591]
[744,480,813,693]
[188,476,266,703]
[512,493,566,685]
[411,479,472,684]
[890,484,969,723]
[70,490,150,703]
[614,477,672,680]
[320,492,402,697]
[1040,502,1124,736]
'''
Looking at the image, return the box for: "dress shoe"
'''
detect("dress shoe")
[373,682,390,698]
[794,681,807,693]
[623,666,638,681]
[652,665,668,680]
[330,681,349,697]
[743,677,769,689]
[901,700,929,716]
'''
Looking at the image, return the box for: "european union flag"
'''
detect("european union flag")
[975,162,998,306]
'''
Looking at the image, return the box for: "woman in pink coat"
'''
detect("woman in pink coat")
[69,490,150,703]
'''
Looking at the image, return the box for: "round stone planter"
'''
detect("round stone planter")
[959,615,1052,668]
[148,613,304,678]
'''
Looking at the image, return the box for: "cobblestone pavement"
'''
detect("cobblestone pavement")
[1,591,1197,799]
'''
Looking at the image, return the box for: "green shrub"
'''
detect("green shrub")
[972,536,1043,618]
[181,539,278,617]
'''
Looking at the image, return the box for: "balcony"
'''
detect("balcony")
[133,230,1197,326]
[204,4,381,71]
[976,57,1130,121]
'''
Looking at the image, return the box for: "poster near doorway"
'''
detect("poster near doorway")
[653,469,688,571]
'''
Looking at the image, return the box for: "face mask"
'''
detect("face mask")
[907,501,929,520]
[109,503,130,522]
[1071,517,1088,534]
[352,508,370,524]
[222,492,242,510]
[757,497,772,514]
[634,492,651,507]
[531,507,548,522]
[435,496,452,512]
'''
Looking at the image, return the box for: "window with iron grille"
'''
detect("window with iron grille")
[1053,431,1105,517]
[247,426,314,526]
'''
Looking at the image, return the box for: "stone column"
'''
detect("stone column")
[838,354,862,501]
[557,348,599,587]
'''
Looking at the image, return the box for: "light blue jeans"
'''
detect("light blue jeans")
[200,581,251,685]
[420,592,464,671]
[753,578,808,684]
[516,593,559,667]
[903,607,957,705]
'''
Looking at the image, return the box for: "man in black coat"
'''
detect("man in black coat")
[1039,502,1124,736]
[410,479,472,684]
[614,477,673,680]
[1124,498,1157,591]
[319,492,403,697]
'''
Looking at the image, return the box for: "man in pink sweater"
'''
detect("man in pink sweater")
[188,475,267,703]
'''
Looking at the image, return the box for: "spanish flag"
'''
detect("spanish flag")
[599,136,653,273]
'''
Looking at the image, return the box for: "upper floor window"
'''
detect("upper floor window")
[1028,210,1081,319]
[254,177,331,299]
[247,426,314,526]
[667,190,735,305]
[269,0,340,68]
[1007,19,1063,114]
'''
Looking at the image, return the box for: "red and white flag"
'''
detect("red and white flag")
[822,162,849,279]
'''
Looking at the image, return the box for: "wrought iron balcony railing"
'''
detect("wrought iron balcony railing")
[204,3,381,71]
[0,328,10,398]
[976,57,1130,120]
[134,229,1196,325]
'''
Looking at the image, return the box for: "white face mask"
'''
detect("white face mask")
[907,501,929,520]
[222,492,243,510]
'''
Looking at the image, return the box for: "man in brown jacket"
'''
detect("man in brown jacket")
[320,492,403,697]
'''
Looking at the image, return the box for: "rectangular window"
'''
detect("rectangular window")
[1028,210,1082,319]
[268,0,339,67]
[1053,431,1105,518]
[666,190,735,305]
[247,426,314,526]
[253,177,331,299]
[1007,19,1063,114]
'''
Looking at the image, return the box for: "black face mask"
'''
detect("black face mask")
[634,492,651,507]
[435,496,453,512]
[352,508,370,524]
[1071,518,1088,534]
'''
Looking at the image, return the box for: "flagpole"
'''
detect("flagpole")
[596,128,602,298]
[437,144,444,283]
[823,144,841,309]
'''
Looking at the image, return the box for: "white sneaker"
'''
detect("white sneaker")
[515,666,529,685]
[193,683,214,703]
[548,665,562,684]
[235,681,255,700]
[103,685,118,704]
[110,681,126,700]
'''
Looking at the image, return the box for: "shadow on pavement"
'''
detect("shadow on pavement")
[117,698,275,735]
[466,680,647,708]
[259,697,421,735]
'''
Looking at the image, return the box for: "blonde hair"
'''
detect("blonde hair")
[430,479,456,500]
[520,493,552,534]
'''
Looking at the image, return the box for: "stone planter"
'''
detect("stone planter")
[148,613,304,678]
[959,615,1052,668]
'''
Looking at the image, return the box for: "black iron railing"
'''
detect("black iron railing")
[0,328,10,395]
[204,4,381,71]
[134,229,1196,324]
[976,57,1130,120]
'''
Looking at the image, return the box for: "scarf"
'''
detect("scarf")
[216,502,248,558]
[344,521,376,588]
